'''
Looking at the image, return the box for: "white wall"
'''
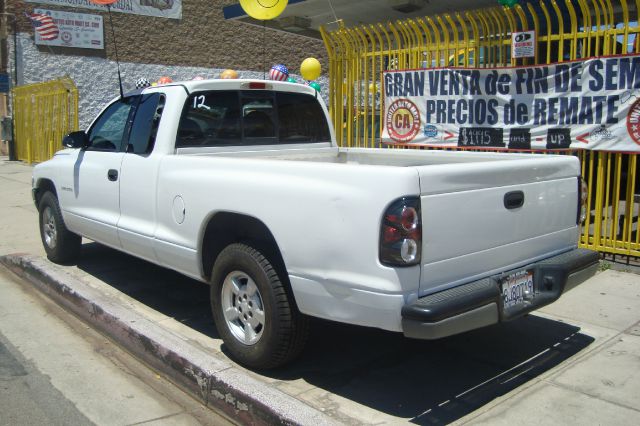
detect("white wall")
[10,33,329,129]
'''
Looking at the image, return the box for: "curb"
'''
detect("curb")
[0,254,337,426]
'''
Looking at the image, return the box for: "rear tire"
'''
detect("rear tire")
[38,191,81,264]
[210,243,308,369]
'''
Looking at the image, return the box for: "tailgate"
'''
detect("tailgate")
[416,155,581,296]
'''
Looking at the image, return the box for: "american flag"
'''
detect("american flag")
[269,64,289,81]
[26,12,59,41]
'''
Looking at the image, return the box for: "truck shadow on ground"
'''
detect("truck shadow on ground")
[76,242,594,425]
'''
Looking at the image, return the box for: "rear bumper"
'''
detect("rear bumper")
[401,248,600,339]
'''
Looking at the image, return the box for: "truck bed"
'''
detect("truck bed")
[178,145,580,298]
[179,143,549,168]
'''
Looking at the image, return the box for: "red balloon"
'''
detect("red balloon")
[89,0,118,5]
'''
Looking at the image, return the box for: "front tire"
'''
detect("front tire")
[38,191,81,264]
[210,243,308,369]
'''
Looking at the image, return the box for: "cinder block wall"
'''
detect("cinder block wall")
[8,0,328,127]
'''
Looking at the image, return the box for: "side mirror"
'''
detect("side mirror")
[62,131,89,149]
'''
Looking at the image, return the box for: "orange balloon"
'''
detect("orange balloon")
[157,76,173,85]
[219,69,239,79]
[89,0,118,5]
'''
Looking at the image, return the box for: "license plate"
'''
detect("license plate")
[501,270,534,310]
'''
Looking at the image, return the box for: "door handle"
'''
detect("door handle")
[504,191,524,209]
[107,169,118,181]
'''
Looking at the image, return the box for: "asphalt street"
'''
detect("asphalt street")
[0,329,92,426]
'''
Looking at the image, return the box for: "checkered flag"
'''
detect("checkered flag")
[135,78,151,89]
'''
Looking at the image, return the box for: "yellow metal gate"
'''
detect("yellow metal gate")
[320,0,640,257]
[12,77,79,164]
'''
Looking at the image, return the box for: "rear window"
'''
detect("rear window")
[177,90,330,147]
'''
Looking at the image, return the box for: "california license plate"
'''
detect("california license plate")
[501,270,534,309]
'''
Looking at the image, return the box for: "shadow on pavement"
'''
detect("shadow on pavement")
[77,243,216,338]
[76,242,594,425]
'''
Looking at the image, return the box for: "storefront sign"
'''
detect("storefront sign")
[383,54,640,152]
[32,9,103,49]
[26,0,182,20]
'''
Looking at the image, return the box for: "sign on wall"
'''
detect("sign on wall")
[0,73,9,93]
[383,54,640,152]
[32,9,103,49]
[25,0,182,20]
[512,30,535,59]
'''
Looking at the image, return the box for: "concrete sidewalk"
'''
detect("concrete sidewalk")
[1,156,639,425]
[0,262,233,426]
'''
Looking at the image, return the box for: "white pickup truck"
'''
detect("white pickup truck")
[32,79,599,369]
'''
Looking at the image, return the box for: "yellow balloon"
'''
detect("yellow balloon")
[239,0,288,20]
[300,57,321,81]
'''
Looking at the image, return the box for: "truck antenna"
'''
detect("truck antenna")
[90,0,124,97]
[106,5,124,98]
[262,20,266,80]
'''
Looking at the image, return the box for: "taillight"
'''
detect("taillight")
[578,177,588,225]
[241,82,272,90]
[380,197,422,266]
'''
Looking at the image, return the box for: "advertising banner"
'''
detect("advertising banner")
[32,9,103,49]
[382,54,640,152]
[26,0,182,20]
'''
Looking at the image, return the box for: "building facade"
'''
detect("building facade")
[0,0,328,128]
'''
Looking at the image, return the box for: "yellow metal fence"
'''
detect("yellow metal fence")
[12,77,79,163]
[321,0,640,257]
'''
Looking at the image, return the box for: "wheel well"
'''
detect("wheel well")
[201,213,288,284]
[35,179,57,207]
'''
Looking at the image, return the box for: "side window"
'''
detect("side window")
[276,92,330,143]
[177,91,241,147]
[127,93,164,155]
[87,97,136,151]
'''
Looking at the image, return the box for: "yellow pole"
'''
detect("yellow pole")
[320,25,336,120]
[436,16,450,66]
[416,18,433,67]
[372,24,386,144]
[488,8,507,66]
[26,138,32,164]
[550,1,565,62]
[525,3,540,64]
[444,14,460,66]
[425,17,442,67]
[575,0,591,58]
[514,5,529,65]
[465,12,481,67]
[503,6,518,66]
[620,0,630,54]
[364,25,376,148]
[475,11,493,66]
[565,0,578,61]
[591,0,603,56]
